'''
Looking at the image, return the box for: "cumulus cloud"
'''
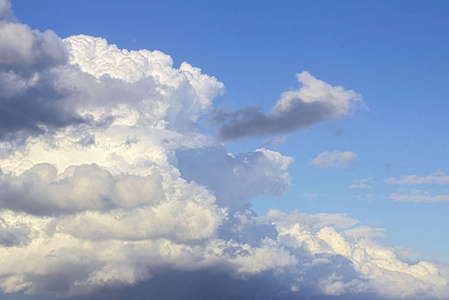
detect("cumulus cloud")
[310,150,358,169]
[385,171,449,185]
[213,71,364,141]
[0,2,447,300]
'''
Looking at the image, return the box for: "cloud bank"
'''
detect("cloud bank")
[0,1,448,299]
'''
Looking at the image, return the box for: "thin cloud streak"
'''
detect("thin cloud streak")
[385,171,449,185]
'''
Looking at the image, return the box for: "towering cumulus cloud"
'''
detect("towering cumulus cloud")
[0,1,448,299]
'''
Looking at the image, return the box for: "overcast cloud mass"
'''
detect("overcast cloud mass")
[0,1,448,299]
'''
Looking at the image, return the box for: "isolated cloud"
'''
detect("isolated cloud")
[214,71,363,141]
[349,178,374,189]
[0,2,448,299]
[310,150,358,169]
[385,171,449,185]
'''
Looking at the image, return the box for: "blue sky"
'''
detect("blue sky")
[1,0,449,299]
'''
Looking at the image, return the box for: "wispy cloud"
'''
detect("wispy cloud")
[302,192,319,198]
[310,150,358,169]
[390,189,449,203]
[385,171,449,185]
[349,177,374,189]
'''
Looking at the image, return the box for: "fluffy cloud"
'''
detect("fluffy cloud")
[213,71,364,141]
[268,210,448,299]
[0,1,448,299]
[310,150,358,169]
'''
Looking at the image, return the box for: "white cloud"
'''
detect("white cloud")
[349,177,374,189]
[268,210,449,299]
[302,192,319,199]
[385,171,449,185]
[389,189,449,203]
[310,150,358,169]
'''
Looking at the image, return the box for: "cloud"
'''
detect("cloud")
[0,0,15,22]
[176,147,293,212]
[213,71,364,141]
[349,178,374,189]
[0,2,448,299]
[0,3,82,142]
[389,190,449,203]
[310,150,358,169]
[385,171,449,185]
[303,192,319,199]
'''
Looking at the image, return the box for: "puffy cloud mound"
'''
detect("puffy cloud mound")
[0,1,448,299]
[213,71,364,141]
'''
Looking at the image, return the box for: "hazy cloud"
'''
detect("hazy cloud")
[390,190,449,203]
[349,177,374,189]
[213,71,363,141]
[310,150,358,169]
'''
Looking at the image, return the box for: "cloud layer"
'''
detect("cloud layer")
[0,1,448,299]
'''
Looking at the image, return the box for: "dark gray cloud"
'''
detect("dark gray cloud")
[0,22,67,74]
[213,101,333,141]
[0,2,83,143]
[0,217,30,247]
[213,71,363,141]
[0,73,84,142]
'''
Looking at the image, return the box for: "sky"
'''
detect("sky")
[1,0,449,299]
